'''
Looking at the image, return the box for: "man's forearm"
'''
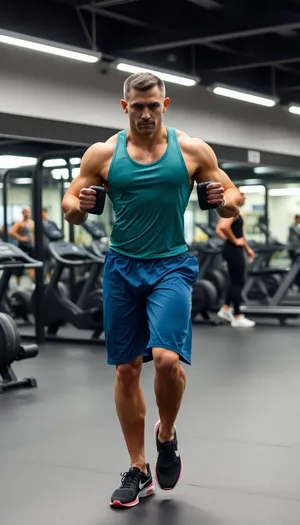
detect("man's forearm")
[10,232,23,242]
[217,188,241,218]
[62,195,88,225]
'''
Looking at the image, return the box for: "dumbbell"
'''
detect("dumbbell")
[197,181,223,211]
[87,186,106,215]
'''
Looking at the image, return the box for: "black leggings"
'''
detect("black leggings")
[222,243,246,316]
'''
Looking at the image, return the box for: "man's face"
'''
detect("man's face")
[23,208,30,220]
[121,87,170,135]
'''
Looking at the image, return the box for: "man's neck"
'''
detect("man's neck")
[128,125,167,148]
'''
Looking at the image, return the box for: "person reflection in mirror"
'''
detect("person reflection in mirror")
[9,207,35,288]
[288,214,300,262]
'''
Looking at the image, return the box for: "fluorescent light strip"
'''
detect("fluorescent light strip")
[212,85,277,107]
[51,168,69,180]
[70,158,81,166]
[269,188,300,196]
[43,159,67,168]
[239,185,266,194]
[0,155,37,169]
[289,105,300,115]
[14,178,32,184]
[115,61,198,87]
[51,168,79,180]
[0,29,101,63]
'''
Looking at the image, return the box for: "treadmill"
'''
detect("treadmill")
[82,220,109,258]
[241,248,300,323]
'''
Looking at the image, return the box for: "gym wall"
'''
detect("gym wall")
[1,46,300,156]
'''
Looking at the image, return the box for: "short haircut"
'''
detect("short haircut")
[123,72,166,100]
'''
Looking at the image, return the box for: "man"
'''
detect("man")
[288,214,300,261]
[9,207,35,287]
[62,72,241,508]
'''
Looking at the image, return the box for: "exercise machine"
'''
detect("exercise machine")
[241,247,300,323]
[0,312,39,393]
[81,219,109,258]
[242,242,287,303]
[32,239,105,339]
[0,242,43,323]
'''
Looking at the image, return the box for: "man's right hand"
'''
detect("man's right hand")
[78,188,97,213]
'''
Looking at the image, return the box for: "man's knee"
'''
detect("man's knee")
[153,348,181,378]
[116,356,143,394]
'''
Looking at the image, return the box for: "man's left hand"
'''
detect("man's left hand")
[207,182,224,208]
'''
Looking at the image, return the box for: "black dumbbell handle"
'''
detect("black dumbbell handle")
[88,186,106,215]
[197,181,221,211]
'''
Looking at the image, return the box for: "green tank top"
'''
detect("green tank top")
[107,126,192,259]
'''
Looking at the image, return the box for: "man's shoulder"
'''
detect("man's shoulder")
[175,129,211,155]
[85,134,119,162]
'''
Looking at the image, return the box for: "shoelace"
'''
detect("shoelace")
[120,470,140,489]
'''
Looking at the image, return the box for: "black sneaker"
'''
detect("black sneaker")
[154,420,183,490]
[110,464,155,508]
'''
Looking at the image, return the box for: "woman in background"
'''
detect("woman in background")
[216,191,255,328]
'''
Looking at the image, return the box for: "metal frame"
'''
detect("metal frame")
[32,148,86,344]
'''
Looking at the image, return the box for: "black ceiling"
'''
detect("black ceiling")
[2,0,300,104]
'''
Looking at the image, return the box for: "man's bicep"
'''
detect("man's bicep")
[195,165,235,190]
[193,141,235,189]
[66,170,100,198]
[65,146,103,198]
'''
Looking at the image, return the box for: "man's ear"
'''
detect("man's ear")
[120,99,128,114]
[163,97,171,113]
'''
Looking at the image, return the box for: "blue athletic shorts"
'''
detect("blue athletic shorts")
[102,249,199,366]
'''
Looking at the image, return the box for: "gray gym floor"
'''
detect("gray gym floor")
[1,324,300,525]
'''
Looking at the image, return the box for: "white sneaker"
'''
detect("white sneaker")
[231,315,255,328]
[217,307,235,323]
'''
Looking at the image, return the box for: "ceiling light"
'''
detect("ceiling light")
[0,28,101,63]
[239,185,266,194]
[269,188,300,196]
[243,179,264,185]
[0,155,37,169]
[254,167,280,174]
[43,159,67,168]
[114,59,199,87]
[14,178,32,185]
[221,162,249,169]
[288,105,300,115]
[211,84,277,107]
[70,158,81,165]
[51,168,69,180]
